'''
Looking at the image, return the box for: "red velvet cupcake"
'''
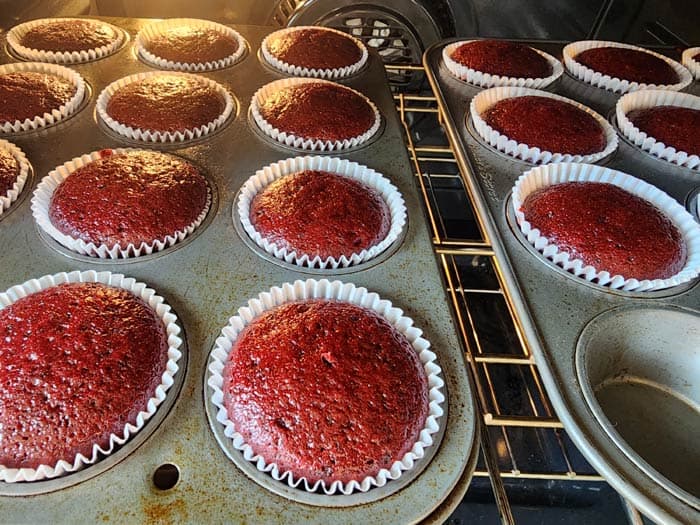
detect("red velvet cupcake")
[251,78,380,151]
[261,26,368,79]
[0,271,182,482]
[208,279,444,494]
[443,39,562,88]
[7,18,123,63]
[0,140,29,215]
[33,148,210,258]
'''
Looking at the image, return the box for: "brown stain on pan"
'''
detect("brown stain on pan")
[141,496,188,525]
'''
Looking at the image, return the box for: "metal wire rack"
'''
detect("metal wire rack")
[388,64,648,525]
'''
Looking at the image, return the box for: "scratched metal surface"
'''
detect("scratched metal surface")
[0,19,478,524]
[424,39,700,525]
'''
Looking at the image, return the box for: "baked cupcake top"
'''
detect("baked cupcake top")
[450,39,553,79]
[223,299,429,485]
[0,281,168,469]
[17,19,119,53]
[627,106,700,157]
[264,27,364,70]
[0,71,77,123]
[256,81,376,142]
[142,25,239,64]
[574,47,679,85]
[105,74,226,133]
[0,148,19,196]
[521,181,687,280]
[482,96,606,155]
[249,169,390,260]
[48,150,208,249]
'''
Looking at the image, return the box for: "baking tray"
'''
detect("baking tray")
[424,39,700,525]
[0,19,479,524]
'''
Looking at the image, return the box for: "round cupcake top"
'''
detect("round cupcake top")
[627,106,700,157]
[105,74,226,134]
[142,25,239,64]
[223,299,429,485]
[257,81,376,143]
[0,281,168,470]
[521,181,687,280]
[482,96,606,155]
[450,39,553,79]
[17,19,119,53]
[574,47,679,86]
[0,71,77,124]
[0,148,19,196]
[48,150,209,249]
[249,169,391,260]
[264,27,364,71]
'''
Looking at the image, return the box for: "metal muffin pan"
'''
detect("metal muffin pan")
[0,19,478,523]
[425,39,699,525]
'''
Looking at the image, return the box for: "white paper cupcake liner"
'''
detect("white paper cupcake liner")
[261,26,368,79]
[31,148,211,259]
[6,18,124,64]
[0,62,86,134]
[207,278,444,495]
[512,162,700,291]
[96,71,234,143]
[136,18,247,72]
[251,77,381,151]
[0,139,30,215]
[442,40,563,89]
[682,47,700,80]
[237,156,406,269]
[470,87,618,164]
[0,269,183,482]
[563,40,692,94]
[616,90,700,171]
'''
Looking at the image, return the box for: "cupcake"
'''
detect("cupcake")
[261,26,368,79]
[442,39,562,88]
[563,41,692,93]
[96,72,233,142]
[470,87,617,164]
[251,78,380,151]
[512,163,700,291]
[208,279,444,494]
[238,156,406,269]
[0,270,182,482]
[0,139,30,215]
[682,47,700,80]
[616,90,700,170]
[136,18,246,71]
[7,18,124,64]
[0,62,86,133]
[32,149,210,258]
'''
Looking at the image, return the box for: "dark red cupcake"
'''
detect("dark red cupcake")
[0,71,77,124]
[450,39,552,79]
[627,106,700,156]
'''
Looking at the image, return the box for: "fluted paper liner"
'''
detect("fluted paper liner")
[0,139,30,215]
[0,270,183,482]
[251,77,381,151]
[7,18,124,64]
[682,47,700,80]
[442,40,563,89]
[96,71,234,143]
[616,90,700,171]
[136,18,247,72]
[471,87,618,164]
[261,26,368,79]
[0,62,86,134]
[31,148,211,259]
[563,40,692,94]
[512,163,700,291]
[237,156,406,269]
[207,279,445,495]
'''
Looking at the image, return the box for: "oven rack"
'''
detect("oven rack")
[387,64,650,525]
